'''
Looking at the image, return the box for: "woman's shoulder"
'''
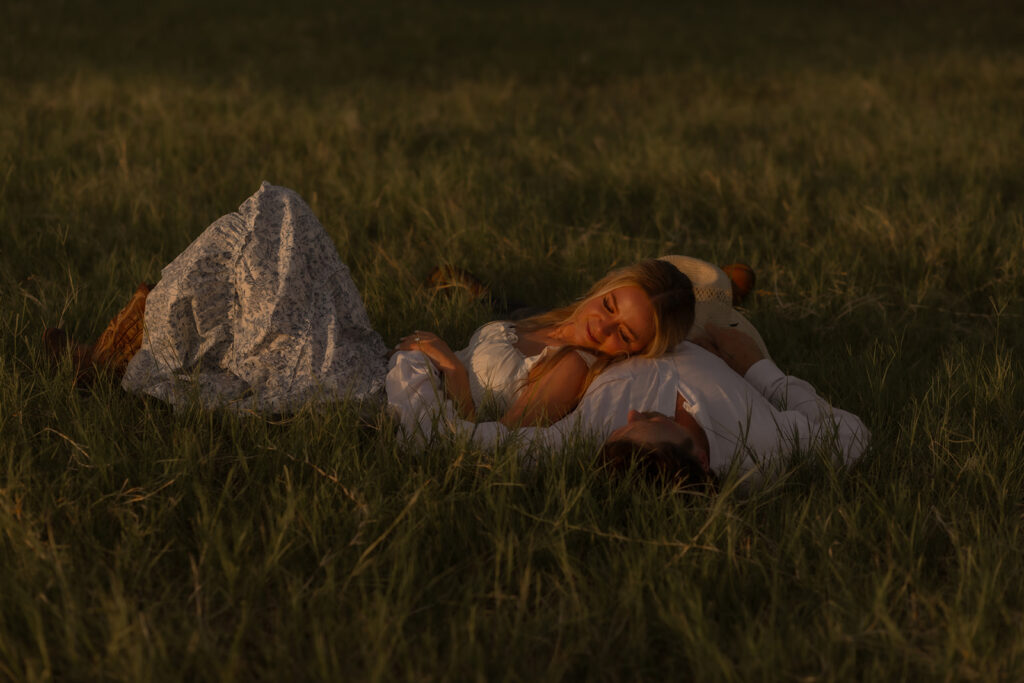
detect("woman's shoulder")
[574,349,598,368]
[465,320,596,370]
[457,320,523,379]
[525,344,593,376]
[468,320,517,345]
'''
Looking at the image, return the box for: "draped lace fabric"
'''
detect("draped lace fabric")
[122,182,389,412]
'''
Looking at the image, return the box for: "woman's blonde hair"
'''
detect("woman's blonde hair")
[518,259,695,356]
[517,259,695,402]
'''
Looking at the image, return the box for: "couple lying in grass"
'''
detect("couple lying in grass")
[47,183,869,488]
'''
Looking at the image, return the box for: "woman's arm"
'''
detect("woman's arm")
[500,350,589,428]
[395,331,476,420]
[396,331,590,427]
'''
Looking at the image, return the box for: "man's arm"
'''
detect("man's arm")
[702,324,871,466]
[743,359,871,466]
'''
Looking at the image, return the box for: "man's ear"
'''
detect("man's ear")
[695,447,710,473]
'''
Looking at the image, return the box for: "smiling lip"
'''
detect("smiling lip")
[585,321,599,346]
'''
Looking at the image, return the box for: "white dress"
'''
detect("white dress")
[454,321,595,419]
[121,182,571,414]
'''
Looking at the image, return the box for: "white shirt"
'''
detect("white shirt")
[387,342,870,486]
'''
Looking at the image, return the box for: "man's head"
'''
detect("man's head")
[600,410,712,488]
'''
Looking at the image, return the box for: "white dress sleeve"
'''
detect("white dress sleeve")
[743,359,871,466]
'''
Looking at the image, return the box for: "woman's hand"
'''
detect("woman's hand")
[395,330,476,420]
[395,331,459,373]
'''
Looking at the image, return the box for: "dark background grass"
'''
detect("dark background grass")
[7,0,1024,88]
[3,1,1024,680]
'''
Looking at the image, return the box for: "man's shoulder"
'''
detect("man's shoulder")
[593,343,713,380]
[597,353,680,382]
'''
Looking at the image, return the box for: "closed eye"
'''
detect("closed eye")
[603,295,613,313]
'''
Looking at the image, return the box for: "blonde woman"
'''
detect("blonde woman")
[393,258,695,427]
[47,183,695,426]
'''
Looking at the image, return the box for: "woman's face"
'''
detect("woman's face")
[564,285,656,356]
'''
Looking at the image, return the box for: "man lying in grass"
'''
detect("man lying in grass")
[390,268,870,489]
[595,323,869,487]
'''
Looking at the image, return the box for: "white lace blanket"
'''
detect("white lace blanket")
[122,182,389,412]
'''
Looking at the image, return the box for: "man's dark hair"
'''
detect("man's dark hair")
[599,438,713,490]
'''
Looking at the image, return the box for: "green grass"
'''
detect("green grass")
[2,0,1024,679]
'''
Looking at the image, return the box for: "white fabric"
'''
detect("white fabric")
[456,322,527,413]
[391,321,597,424]
[454,321,592,417]
[388,342,870,486]
[658,255,733,306]
[122,182,389,412]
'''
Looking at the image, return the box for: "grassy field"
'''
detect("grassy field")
[3,0,1024,679]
